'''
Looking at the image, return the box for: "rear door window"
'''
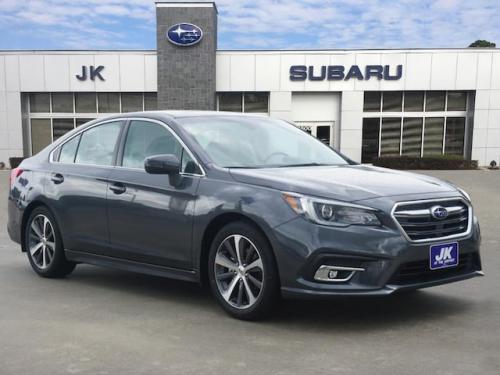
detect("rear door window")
[75,121,123,166]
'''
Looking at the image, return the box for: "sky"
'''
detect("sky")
[0,0,498,50]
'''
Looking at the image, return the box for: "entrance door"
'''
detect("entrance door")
[291,92,340,149]
[295,121,335,148]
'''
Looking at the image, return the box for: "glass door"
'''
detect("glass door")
[295,121,335,148]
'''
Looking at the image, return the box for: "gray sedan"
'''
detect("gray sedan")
[7,111,482,320]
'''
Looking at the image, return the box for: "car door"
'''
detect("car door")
[106,119,203,269]
[45,120,124,255]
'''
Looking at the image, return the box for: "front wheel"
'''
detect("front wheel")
[25,207,76,278]
[208,222,280,320]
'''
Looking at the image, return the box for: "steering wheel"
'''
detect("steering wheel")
[263,152,289,163]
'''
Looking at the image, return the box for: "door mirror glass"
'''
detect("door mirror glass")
[144,154,180,175]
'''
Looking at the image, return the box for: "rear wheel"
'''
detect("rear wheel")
[208,222,280,320]
[25,207,76,278]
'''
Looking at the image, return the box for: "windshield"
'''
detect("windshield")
[177,115,348,168]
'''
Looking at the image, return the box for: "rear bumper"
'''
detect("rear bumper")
[7,197,22,245]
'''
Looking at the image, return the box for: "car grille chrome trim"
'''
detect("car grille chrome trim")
[391,197,472,243]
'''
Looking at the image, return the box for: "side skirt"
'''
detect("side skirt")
[65,249,199,283]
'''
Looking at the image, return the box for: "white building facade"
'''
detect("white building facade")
[0,3,499,166]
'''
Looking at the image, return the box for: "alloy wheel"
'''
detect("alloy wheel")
[214,234,264,309]
[28,214,56,270]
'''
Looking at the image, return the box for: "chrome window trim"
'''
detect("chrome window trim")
[49,117,206,177]
[391,197,473,244]
[48,118,124,166]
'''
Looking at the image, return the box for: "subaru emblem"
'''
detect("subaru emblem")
[430,206,449,220]
[166,23,203,46]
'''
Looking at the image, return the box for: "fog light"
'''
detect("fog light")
[314,265,365,282]
[328,270,339,279]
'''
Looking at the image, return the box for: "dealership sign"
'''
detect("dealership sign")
[167,23,203,46]
[290,65,403,81]
[76,65,105,81]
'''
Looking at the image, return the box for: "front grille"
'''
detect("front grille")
[393,198,470,241]
[389,252,480,285]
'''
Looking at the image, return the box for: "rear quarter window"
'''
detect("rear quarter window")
[58,135,81,163]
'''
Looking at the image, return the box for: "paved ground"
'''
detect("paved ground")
[0,170,499,375]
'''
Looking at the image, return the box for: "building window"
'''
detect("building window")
[52,118,75,141]
[30,119,52,154]
[382,92,403,112]
[425,91,446,111]
[447,92,467,111]
[445,117,466,155]
[121,93,143,112]
[403,92,424,112]
[401,118,423,156]
[218,93,243,112]
[380,118,401,156]
[27,92,158,155]
[51,93,74,113]
[244,93,268,113]
[29,93,50,113]
[98,93,120,113]
[217,92,269,113]
[361,91,471,161]
[76,118,95,127]
[75,93,96,113]
[361,118,380,163]
[144,93,158,111]
[423,117,445,156]
[363,92,381,112]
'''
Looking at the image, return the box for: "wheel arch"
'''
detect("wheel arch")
[20,200,55,253]
[197,212,280,287]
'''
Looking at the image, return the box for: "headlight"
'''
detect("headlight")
[282,192,381,227]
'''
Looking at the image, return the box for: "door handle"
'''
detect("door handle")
[109,183,126,194]
[51,173,64,184]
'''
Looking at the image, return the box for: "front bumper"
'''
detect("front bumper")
[271,208,482,299]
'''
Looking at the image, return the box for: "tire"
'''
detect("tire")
[208,221,280,320]
[25,206,76,278]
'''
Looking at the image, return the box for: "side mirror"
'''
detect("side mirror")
[144,154,180,175]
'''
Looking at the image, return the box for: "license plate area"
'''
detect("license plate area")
[430,242,459,270]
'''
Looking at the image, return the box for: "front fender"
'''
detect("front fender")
[191,178,296,274]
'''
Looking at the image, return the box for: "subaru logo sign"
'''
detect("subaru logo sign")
[167,23,203,46]
[431,206,449,220]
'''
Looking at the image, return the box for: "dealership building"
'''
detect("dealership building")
[0,1,499,166]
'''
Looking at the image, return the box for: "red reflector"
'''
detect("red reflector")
[9,168,23,188]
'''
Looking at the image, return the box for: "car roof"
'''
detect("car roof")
[121,110,268,119]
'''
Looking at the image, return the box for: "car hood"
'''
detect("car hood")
[229,164,456,202]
